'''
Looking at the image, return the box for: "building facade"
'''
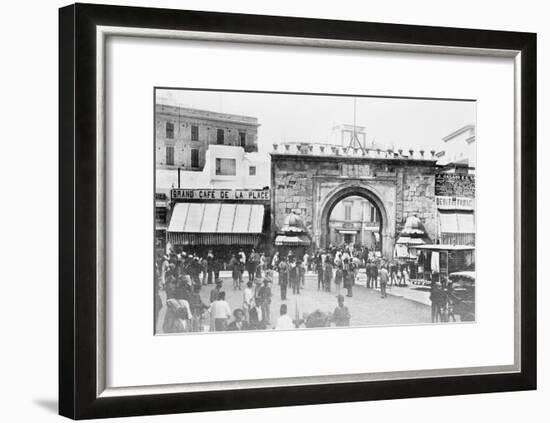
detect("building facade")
[156,144,271,256]
[328,196,381,249]
[155,104,260,171]
[437,124,476,167]
[271,143,442,258]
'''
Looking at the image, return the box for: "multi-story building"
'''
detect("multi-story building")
[156,145,270,196]
[328,196,381,249]
[436,124,476,167]
[156,145,271,255]
[155,104,260,171]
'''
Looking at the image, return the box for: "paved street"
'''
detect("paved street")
[200,270,431,329]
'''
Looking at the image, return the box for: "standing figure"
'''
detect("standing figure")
[278,257,289,300]
[316,252,324,290]
[323,258,333,292]
[188,284,208,332]
[298,258,306,288]
[332,295,351,327]
[249,298,265,330]
[289,257,300,295]
[242,281,255,323]
[334,262,343,295]
[229,254,240,290]
[248,248,260,283]
[258,279,272,326]
[371,261,379,289]
[398,261,407,286]
[271,251,280,270]
[379,264,389,298]
[208,291,231,331]
[206,250,215,284]
[275,304,294,330]
[201,256,209,286]
[389,260,398,286]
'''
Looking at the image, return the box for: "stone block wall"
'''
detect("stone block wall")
[272,155,439,246]
[272,160,316,232]
[399,166,436,240]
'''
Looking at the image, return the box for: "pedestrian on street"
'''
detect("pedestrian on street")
[278,257,289,300]
[323,257,333,292]
[201,256,209,286]
[430,280,445,322]
[227,308,250,331]
[365,260,372,288]
[271,251,280,270]
[258,279,272,326]
[188,284,208,332]
[316,252,324,290]
[389,260,398,286]
[206,250,215,284]
[275,304,294,330]
[289,256,300,295]
[298,258,306,288]
[371,261,379,289]
[242,281,254,323]
[332,294,351,327]
[379,264,389,298]
[343,258,353,297]
[249,298,265,330]
[209,279,224,304]
[229,254,241,290]
[334,262,343,295]
[398,261,407,286]
[208,291,232,331]
[248,248,261,283]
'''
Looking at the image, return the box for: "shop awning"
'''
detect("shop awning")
[274,234,311,246]
[396,236,426,245]
[167,203,265,245]
[439,211,475,234]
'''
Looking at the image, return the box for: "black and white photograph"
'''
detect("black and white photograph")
[154,89,477,334]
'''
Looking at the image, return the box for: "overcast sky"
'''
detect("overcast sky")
[156,89,476,155]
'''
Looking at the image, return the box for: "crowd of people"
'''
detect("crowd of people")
[155,244,411,334]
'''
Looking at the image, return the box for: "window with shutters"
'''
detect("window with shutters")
[191,149,199,168]
[165,146,174,166]
[239,131,246,147]
[191,125,199,141]
[216,128,224,144]
[166,122,174,139]
[345,204,352,221]
[215,158,236,175]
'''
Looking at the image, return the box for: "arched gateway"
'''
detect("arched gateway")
[270,143,439,259]
[318,184,391,256]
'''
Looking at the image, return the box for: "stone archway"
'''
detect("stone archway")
[317,184,394,258]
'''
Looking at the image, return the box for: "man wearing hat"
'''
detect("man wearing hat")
[209,278,224,304]
[332,295,351,327]
[227,308,250,331]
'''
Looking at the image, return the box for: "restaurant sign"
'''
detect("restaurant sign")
[171,188,270,201]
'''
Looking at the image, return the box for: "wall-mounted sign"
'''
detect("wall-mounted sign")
[171,188,270,201]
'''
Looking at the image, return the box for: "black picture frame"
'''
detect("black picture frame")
[59,3,537,420]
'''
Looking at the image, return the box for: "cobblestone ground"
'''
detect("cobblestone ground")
[200,271,431,329]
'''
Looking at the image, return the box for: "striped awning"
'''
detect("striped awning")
[439,211,475,234]
[168,232,260,246]
[274,234,311,246]
[167,203,265,245]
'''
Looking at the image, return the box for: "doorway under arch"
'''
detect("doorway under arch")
[318,185,392,257]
